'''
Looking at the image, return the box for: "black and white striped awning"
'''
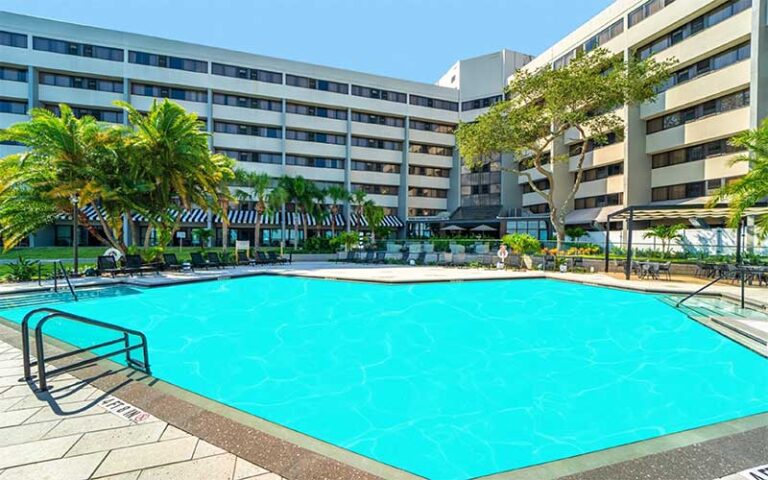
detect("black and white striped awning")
[58,207,403,228]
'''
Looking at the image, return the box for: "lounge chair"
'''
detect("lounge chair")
[162,253,184,271]
[206,252,225,268]
[268,251,290,264]
[190,252,210,269]
[256,251,272,264]
[237,251,255,266]
[374,251,387,264]
[363,251,375,263]
[124,254,160,276]
[96,255,126,277]
[413,251,427,265]
[345,251,357,263]
[508,255,523,270]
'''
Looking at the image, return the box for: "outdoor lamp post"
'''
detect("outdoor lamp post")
[70,193,79,276]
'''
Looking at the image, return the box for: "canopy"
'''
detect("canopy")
[441,225,466,231]
[470,225,497,232]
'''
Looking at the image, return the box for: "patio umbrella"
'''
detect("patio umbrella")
[470,225,496,232]
[440,225,465,232]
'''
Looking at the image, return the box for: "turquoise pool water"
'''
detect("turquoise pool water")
[1,277,766,479]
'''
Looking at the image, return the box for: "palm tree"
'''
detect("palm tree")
[325,185,350,237]
[643,224,685,258]
[0,104,130,251]
[116,99,234,248]
[709,119,768,238]
[267,185,288,254]
[351,190,368,232]
[234,170,271,248]
[363,200,385,245]
[278,175,315,248]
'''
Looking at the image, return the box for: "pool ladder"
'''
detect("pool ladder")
[20,308,150,391]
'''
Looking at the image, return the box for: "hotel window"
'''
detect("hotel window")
[285,74,348,94]
[629,0,675,27]
[651,181,709,201]
[409,143,453,156]
[39,72,123,93]
[409,208,445,217]
[211,63,282,84]
[658,42,751,92]
[213,93,281,111]
[0,66,27,82]
[0,99,27,115]
[646,90,750,134]
[574,193,623,210]
[0,31,27,48]
[131,83,208,103]
[584,19,624,52]
[553,46,583,70]
[409,187,448,198]
[33,37,123,62]
[287,103,347,120]
[351,136,402,151]
[129,51,207,73]
[528,203,550,214]
[286,129,346,145]
[286,155,344,169]
[519,152,551,170]
[636,0,751,60]
[461,95,503,112]
[409,165,449,178]
[214,121,281,138]
[651,139,744,168]
[351,85,406,103]
[351,161,401,173]
[352,184,399,196]
[409,94,458,112]
[521,179,551,193]
[351,111,404,127]
[409,119,455,134]
[215,149,282,165]
[44,104,123,123]
[568,131,623,156]
[581,162,623,182]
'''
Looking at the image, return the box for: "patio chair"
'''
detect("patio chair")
[162,253,184,271]
[256,251,272,264]
[190,252,210,269]
[125,254,159,276]
[206,252,225,268]
[413,251,427,266]
[568,257,586,272]
[374,251,387,264]
[96,255,126,277]
[400,251,410,263]
[268,251,290,264]
[658,261,672,281]
[642,262,660,280]
[507,255,523,270]
[237,251,255,266]
[345,251,357,263]
[544,255,557,271]
[363,250,375,263]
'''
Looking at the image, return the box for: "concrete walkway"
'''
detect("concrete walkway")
[0,340,283,480]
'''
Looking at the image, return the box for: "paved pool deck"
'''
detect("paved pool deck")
[0,263,766,479]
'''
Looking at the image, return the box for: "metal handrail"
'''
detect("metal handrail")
[676,275,723,307]
[37,260,78,301]
[21,308,150,391]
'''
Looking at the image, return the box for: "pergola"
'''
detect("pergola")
[604,202,768,280]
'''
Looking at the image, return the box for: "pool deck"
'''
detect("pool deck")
[0,262,766,479]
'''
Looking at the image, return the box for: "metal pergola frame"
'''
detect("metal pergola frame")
[604,202,768,278]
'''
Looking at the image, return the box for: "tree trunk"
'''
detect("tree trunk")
[254,217,261,249]
[143,224,153,249]
[330,206,337,237]
[550,210,566,253]
[128,213,139,247]
[302,211,309,247]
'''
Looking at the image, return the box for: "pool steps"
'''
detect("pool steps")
[0,286,142,310]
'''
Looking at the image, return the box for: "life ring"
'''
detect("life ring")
[496,246,509,261]
[103,247,123,262]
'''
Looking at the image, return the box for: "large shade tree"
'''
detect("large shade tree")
[456,48,674,250]
[709,119,768,238]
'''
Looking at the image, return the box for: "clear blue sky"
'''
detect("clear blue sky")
[2,0,614,83]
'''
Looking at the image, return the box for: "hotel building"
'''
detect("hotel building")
[0,0,765,246]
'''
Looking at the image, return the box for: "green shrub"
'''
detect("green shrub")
[501,233,541,254]
[6,256,38,282]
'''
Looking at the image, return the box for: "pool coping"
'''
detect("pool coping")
[0,271,766,479]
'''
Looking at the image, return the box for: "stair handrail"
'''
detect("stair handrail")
[51,260,78,302]
[20,307,150,391]
[676,275,723,308]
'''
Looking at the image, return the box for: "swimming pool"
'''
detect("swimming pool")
[1,277,766,479]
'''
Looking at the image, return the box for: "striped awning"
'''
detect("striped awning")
[58,207,403,228]
[349,213,404,228]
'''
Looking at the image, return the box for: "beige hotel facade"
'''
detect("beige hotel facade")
[0,0,765,246]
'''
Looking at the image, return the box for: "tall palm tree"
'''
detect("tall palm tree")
[234,170,271,248]
[709,119,768,238]
[351,190,368,233]
[325,185,350,237]
[363,200,385,245]
[268,185,288,254]
[0,104,130,251]
[278,175,315,248]
[116,99,234,248]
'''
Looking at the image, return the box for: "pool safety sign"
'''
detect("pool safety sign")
[736,465,768,480]
[99,396,153,424]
